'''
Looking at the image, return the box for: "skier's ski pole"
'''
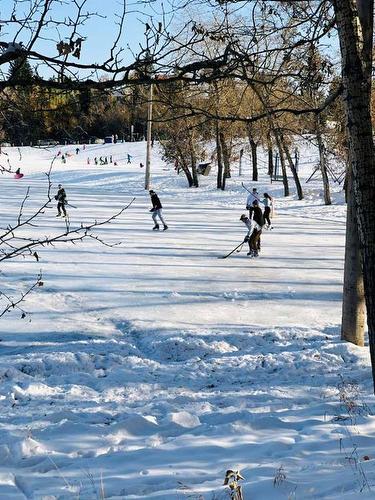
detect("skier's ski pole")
[219,241,245,259]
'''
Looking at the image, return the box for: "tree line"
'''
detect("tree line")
[1,0,375,391]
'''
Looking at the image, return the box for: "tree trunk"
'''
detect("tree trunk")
[280,133,303,200]
[247,124,258,181]
[180,157,194,187]
[334,0,375,388]
[342,167,366,345]
[273,130,289,197]
[267,134,273,177]
[216,123,223,189]
[219,130,231,191]
[315,116,332,205]
[189,134,199,187]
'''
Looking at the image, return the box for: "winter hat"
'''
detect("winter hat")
[149,190,154,194]
[240,214,247,221]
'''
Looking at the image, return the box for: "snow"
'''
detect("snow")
[0,140,374,499]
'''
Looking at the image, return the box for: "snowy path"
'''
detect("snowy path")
[0,144,374,499]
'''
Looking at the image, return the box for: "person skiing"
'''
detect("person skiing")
[149,190,168,231]
[127,154,132,164]
[246,187,260,217]
[262,192,273,229]
[240,214,262,257]
[54,184,67,217]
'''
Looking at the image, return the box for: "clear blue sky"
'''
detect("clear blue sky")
[0,0,171,76]
[0,1,339,79]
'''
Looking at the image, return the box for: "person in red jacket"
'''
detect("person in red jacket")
[149,190,168,231]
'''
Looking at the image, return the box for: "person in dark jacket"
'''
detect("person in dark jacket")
[240,214,262,257]
[251,200,264,252]
[149,190,168,230]
[262,192,273,228]
[54,184,67,217]
[252,200,264,227]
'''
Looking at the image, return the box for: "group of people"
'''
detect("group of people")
[240,188,274,258]
[52,184,169,230]
[93,156,114,166]
[52,184,274,259]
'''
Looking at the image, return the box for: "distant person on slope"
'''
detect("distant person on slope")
[240,214,262,257]
[149,190,168,231]
[246,187,260,218]
[54,184,67,217]
[127,154,132,164]
[262,193,273,229]
[14,168,24,179]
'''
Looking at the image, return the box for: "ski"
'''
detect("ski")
[219,241,244,259]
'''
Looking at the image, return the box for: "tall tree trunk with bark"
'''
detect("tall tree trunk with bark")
[334,0,375,388]
[219,130,231,191]
[216,122,223,190]
[315,116,332,205]
[189,134,199,187]
[173,143,194,187]
[280,133,303,200]
[247,124,258,181]
[179,157,194,187]
[342,167,366,345]
[273,130,290,197]
[267,134,273,177]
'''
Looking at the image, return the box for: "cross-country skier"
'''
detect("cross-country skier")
[240,214,262,257]
[54,184,67,217]
[246,187,260,217]
[149,190,168,231]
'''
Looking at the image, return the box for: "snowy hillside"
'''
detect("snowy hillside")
[0,141,374,499]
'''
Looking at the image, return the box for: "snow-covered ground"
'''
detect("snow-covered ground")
[0,141,374,499]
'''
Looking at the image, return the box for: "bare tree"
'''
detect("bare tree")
[333,0,374,366]
[0,159,134,318]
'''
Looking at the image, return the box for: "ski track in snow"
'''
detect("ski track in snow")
[0,141,374,499]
